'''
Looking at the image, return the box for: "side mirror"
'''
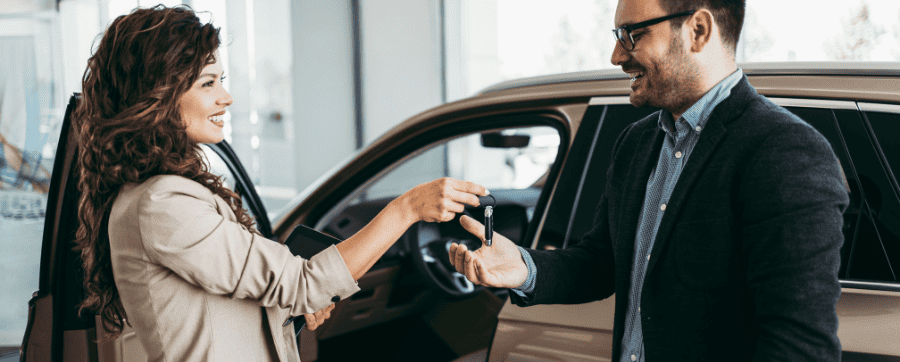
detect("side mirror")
[481,132,530,148]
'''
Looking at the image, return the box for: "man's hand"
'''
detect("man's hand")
[448,215,528,289]
[303,303,335,331]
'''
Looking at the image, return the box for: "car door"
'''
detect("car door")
[271,107,572,361]
[20,94,273,362]
[488,98,657,362]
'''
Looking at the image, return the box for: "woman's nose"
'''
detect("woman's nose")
[219,90,233,107]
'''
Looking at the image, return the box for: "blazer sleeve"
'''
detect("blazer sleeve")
[509,122,637,307]
[509,193,616,307]
[738,120,848,362]
[136,176,360,315]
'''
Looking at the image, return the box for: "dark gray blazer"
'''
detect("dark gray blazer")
[511,76,849,361]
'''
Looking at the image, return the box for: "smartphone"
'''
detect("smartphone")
[284,224,343,259]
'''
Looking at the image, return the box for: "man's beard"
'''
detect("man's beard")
[630,35,701,114]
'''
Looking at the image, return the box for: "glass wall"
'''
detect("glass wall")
[0,0,63,351]
[449,0,900,100]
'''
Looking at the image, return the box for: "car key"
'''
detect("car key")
[477,195,496,247]
[484,206,493,246]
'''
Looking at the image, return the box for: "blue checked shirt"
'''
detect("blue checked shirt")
[513,69,744,362]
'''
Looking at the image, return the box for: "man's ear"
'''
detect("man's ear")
[687,9,715,53]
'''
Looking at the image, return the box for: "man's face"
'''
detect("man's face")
[611,0,701,112]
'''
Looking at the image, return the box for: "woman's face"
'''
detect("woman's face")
[179,54,232,144]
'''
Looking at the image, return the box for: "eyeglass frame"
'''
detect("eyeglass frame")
[612,10,696,51]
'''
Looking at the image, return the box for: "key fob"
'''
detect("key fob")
[484,206,493,247]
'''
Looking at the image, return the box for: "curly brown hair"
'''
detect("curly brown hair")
[72,5,258,339]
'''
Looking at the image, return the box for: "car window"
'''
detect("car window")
[834,108,900,284]
[318,125,561,245]
[864,111,900,191]
[548,103,658,251]
[783,107,862,280]
[854,110,900,283]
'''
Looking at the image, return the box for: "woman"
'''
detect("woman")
[72,5,486,361]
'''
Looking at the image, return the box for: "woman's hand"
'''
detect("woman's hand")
[335,177,487,281]
[393,177,488,224]
[303,303,335,331]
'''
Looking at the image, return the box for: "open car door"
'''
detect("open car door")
[20,94,273,362]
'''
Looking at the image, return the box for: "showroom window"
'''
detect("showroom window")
[447,0,900,100]
[0,1,64,352]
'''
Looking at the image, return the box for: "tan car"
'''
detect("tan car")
[17,62,900,361]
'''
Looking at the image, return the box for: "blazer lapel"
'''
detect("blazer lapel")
[616,127,665,264]
[644,76,756,277]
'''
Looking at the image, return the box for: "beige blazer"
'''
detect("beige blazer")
[108,175,359,362]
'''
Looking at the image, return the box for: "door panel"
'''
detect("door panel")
[491,313,614,362]
[837,288,900,357]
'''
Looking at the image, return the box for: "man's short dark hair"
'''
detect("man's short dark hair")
[661,0,745,54]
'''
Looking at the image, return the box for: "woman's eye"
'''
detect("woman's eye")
[203,80,214,87]
[220,76,227,82]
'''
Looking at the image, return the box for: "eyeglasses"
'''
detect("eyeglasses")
[612,10,696,51]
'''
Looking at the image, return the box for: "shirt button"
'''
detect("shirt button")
[660,204,666,211]
[632,354,637,361]
[638,307,641,312]
[331,296,340,303]
[647,254,651,260]
[695,126,702,132]
[675,151,682,158]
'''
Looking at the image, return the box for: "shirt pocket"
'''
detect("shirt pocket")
[673,218,734,289]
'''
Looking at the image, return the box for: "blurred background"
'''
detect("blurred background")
[1,0,899,351]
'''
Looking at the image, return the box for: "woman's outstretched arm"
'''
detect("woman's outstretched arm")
[336,177,487,280]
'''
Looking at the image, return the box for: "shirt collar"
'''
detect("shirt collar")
[658,68,744,139]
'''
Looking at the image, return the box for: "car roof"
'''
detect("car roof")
[478,61,900,94]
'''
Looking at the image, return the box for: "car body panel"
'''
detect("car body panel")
[838,288,900,355]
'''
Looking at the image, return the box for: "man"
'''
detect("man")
[448,0,848,360]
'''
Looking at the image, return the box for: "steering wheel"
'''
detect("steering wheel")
[406,210,485,299]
